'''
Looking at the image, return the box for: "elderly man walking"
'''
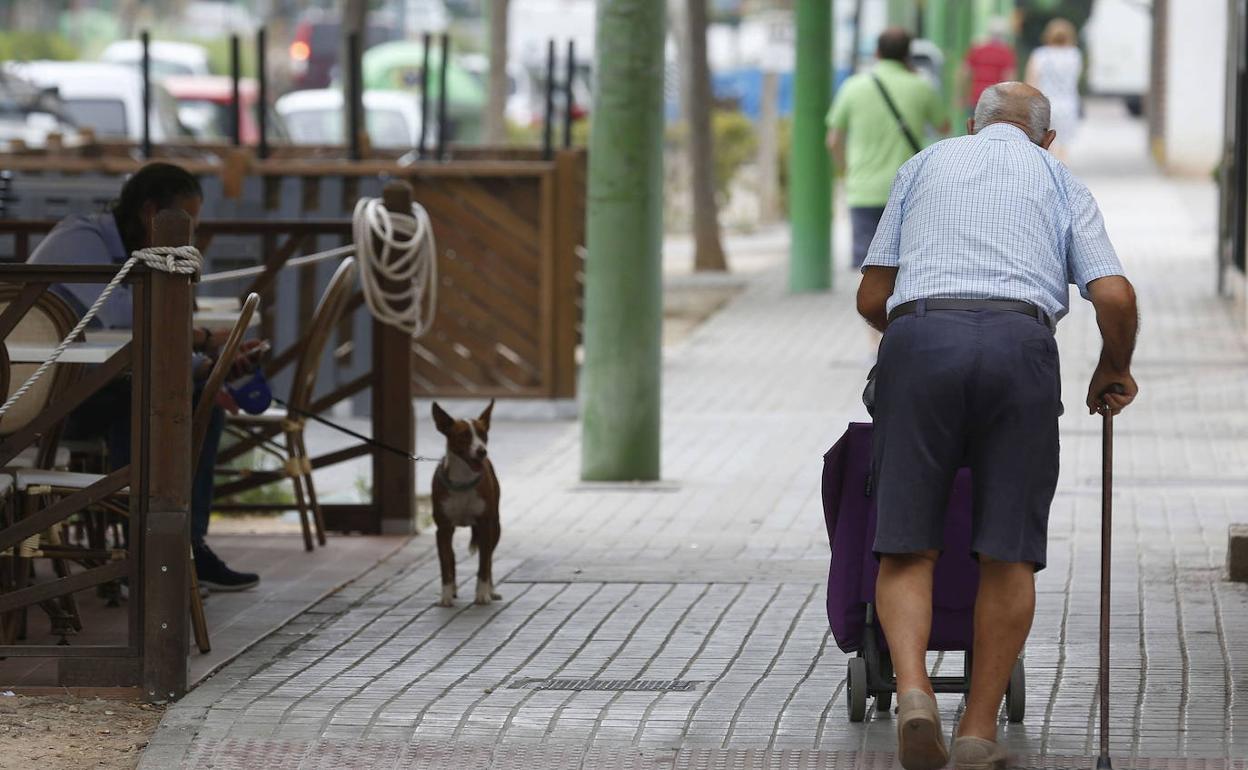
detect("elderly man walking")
[856,83,1138,769]
[827,27,948,269]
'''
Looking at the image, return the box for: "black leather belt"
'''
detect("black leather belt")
[888,298,1055,331]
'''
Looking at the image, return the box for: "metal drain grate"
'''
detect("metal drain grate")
[508,677,699,692]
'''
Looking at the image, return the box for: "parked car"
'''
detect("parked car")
[288,8,403,90]
[163,75,288,144]
[100,40,212,79]
[3,61,188,142]
[0,70,78,147]
[275,88,427,148]
[361,40,485,141]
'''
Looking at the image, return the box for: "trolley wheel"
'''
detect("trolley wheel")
[847,656,868,722]
[1005,658,1026,723]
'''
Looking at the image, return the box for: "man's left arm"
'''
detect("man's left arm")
[857,267,897,332]
[856,156,920,330]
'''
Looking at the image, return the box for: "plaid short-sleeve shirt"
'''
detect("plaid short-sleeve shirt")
[862,122,1124,320]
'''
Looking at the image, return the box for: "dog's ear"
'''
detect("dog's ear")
[478,399,495,430]
[432,402,455,435]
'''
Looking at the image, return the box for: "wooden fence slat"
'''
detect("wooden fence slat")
[426,285,540,363]
[0,469,129,553]
[414,184,542,276]
[0,283,49,341]
[0,560,129,614]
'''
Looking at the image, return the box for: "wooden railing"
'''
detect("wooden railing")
[0,151,586,536]
[0,211,194,697]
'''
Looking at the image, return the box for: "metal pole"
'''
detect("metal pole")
[788,0,832,291]
[418,32,431,158]
[347,32,363,160]
[543,39,556,159]
[437,33,450,159]
[257,28,269,159]
[140,30,151,158]
[230,35,242,146]
[563,40,576,148]
[581,0,665,481]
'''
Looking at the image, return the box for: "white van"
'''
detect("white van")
[3,60,187,142]
[1084,0,1152,116]
[276,89,428,148]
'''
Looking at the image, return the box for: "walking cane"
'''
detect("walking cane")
[1097,385,1124,770]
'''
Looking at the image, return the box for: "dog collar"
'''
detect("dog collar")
[437,460,482,492]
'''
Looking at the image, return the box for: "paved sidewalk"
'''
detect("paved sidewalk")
[142,107,1248,768]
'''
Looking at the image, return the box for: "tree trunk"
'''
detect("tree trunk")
[485,0,511,145]
[789,0,832,291]
[757,69,780,223]
[686,0,728,272]
[581,0,666,481]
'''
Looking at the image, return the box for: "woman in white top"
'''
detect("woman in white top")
[1026,18,1082,161]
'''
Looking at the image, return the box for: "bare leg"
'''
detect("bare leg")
[957,557,1036,740]
[876,551,939,697]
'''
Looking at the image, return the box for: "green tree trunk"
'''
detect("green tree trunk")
[581,0,666,481]
[788,0,833,291]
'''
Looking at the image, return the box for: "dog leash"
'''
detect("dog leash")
[271,397,440,464]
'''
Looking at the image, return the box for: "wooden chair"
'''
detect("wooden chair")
[218,258,359,552]
[7,293,261,653]
[0,287,85,642]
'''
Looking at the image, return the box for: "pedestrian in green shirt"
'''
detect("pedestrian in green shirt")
[827,28,949,267]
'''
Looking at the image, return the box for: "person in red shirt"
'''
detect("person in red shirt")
[963,17,1017,119]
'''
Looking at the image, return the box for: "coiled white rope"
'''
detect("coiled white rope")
[352,197,437,339]
[0,245,202,420]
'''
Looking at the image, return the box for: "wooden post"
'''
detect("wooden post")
[139,209,195,701]
[371,181,417,534]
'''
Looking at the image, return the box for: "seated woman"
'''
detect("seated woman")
[28,162,260,592]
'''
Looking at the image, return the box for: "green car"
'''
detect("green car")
[362,40,486,142]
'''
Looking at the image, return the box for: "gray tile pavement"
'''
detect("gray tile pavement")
[141,107,1248,768]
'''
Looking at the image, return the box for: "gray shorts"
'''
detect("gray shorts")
[871,303,1062,569]
[851,206,886,268]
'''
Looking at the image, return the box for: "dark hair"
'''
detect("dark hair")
[111,162,202,255]
[877,27,912,63]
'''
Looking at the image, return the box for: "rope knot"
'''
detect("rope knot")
[132,245,203,276]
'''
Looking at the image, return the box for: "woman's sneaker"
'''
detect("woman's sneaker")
[194,544,260,592]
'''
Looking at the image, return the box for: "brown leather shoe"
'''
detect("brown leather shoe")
[896,690,949,770]
[952,736,1008,770]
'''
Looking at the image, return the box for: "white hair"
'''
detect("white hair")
[973,83,1051,143]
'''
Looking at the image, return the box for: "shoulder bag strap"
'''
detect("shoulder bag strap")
[871,74,923,155]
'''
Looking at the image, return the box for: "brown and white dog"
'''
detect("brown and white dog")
[431,400,502,607]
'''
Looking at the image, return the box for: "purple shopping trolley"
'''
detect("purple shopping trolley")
[821,422,1025,722]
